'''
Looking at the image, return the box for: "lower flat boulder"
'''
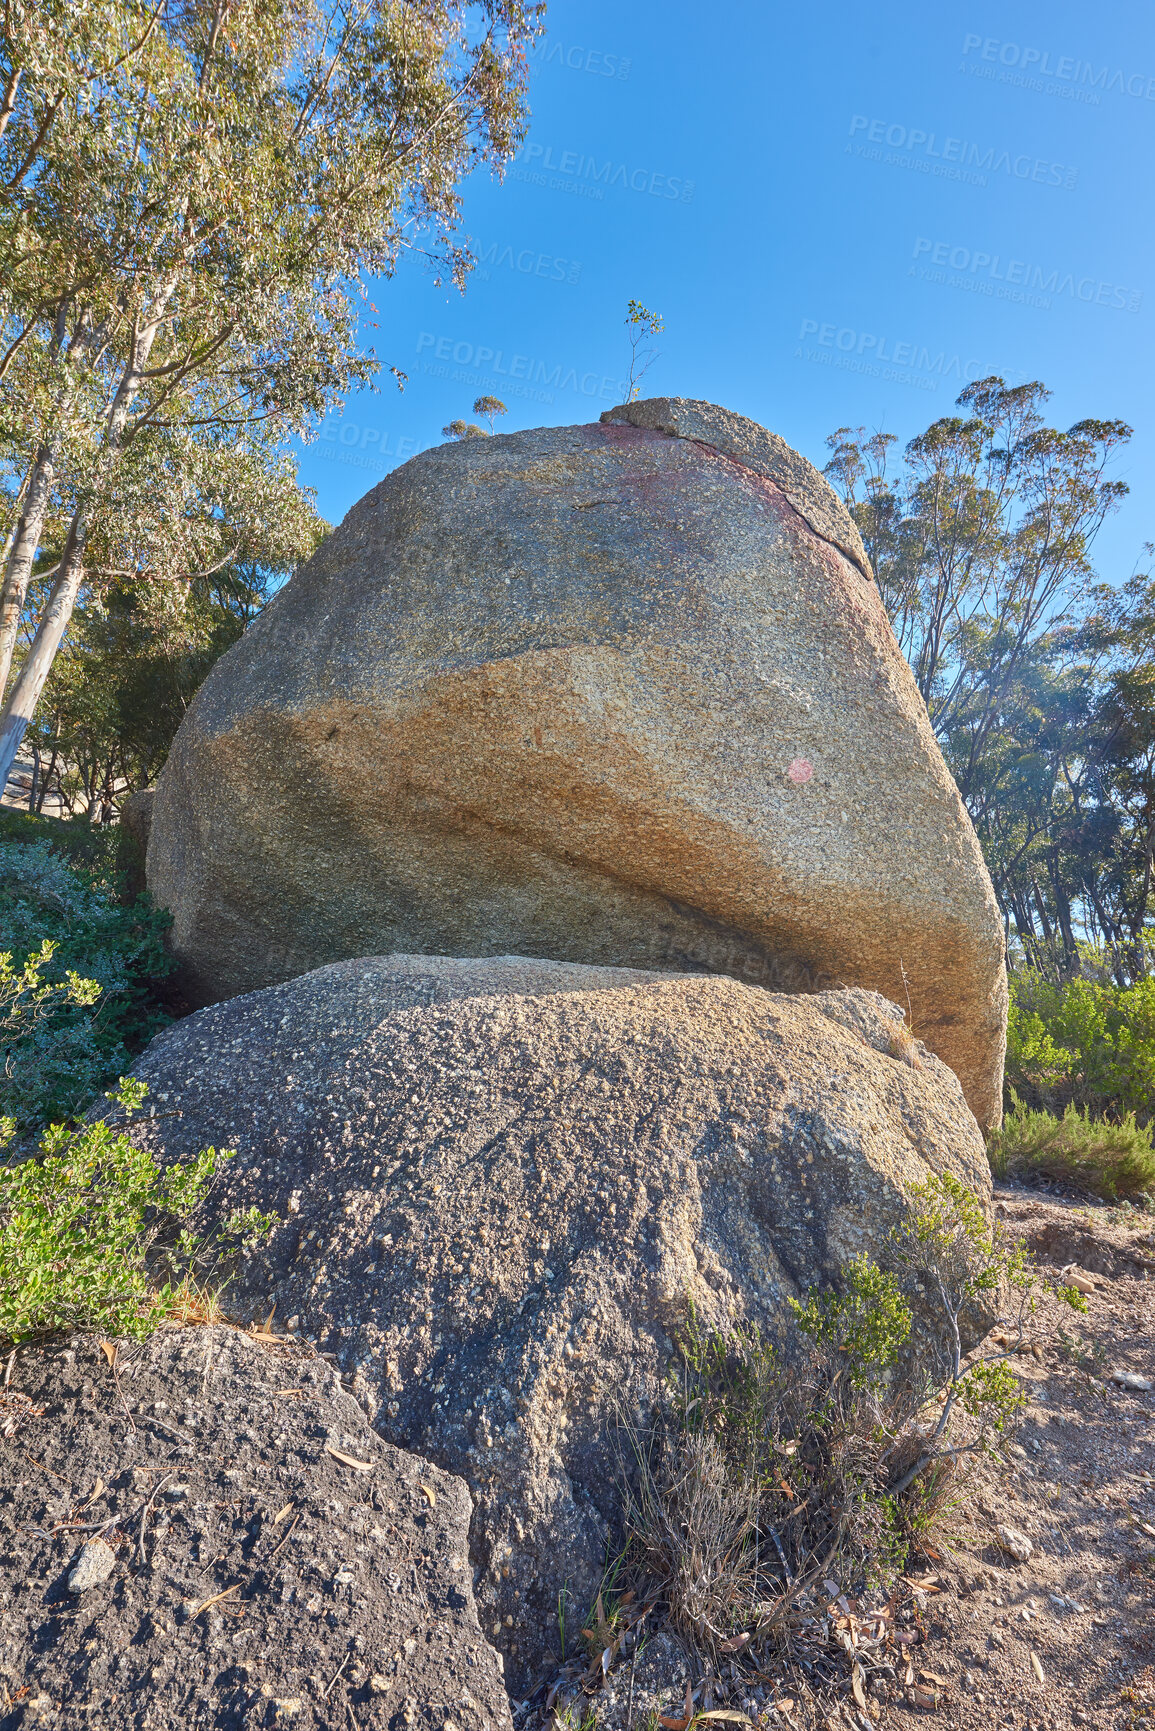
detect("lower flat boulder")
[118,953,991,1692]
[0,1326,511,1730]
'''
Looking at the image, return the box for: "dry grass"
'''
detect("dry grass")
[622,1427,762,1651]
[886,1020,922,1070]
[614,1325,923,1672]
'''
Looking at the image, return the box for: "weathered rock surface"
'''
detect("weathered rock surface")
[0,1326,512,1731]
[146,398,1006,1127]
[118,953,992,1690]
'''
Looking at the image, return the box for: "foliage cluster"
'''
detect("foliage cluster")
[0,821,172,1131]
[989,1091,1155,1201]
[1006,963,1155,1123]
[0,0,539,790]
[24,560,281,817]
[0,1078,270,1348]
[624,299,663,401]
[443,395,509,440]
[826,382,1153,986]
[622,1174,1031,1667]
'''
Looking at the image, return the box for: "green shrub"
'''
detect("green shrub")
[0,1079,272,1347]
[0,827,173,1130]
[622,1175,1030,1667]
[1007,966,1155,1124]
[988,1090,1155,1200]
[0,807,129,878]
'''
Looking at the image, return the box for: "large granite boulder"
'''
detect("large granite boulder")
[118,953,992,1691]
[146,396,1006,1126]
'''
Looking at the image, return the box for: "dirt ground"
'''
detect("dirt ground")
[879,1182,1155,1731]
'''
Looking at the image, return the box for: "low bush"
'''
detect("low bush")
[0,821,173,1131]
[0,1078,272,1347]
[1006,966,1155,1125]
[988,1090,1155,1201]
[620,1174,1030,1670]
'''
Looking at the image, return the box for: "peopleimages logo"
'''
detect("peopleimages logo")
[527,38,631,79]
[796,318,1002,390]
[961,34,1155,101]
[416,333,628,405]
[471,237,582,287]
[847,115,1078,190]
[911,238,1142,313]
[315,421,423,469]
[512,141,695,202]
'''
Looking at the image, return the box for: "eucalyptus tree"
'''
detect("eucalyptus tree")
[0,0,539,786]
[826,383,1151,978]
[825,378,1130,803]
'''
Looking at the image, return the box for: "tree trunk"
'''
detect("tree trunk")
[0,512,87,791]
[0,283,177,765]
[0,444,58,699]
[36,731,59,814]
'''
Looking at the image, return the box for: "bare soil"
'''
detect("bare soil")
[880,1183,1155,1731]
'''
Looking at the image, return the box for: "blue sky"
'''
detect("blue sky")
[296,0,1155,584]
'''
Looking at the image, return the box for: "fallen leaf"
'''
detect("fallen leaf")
[718,1631,751,1652]
[323,1444,373,1473]
[919,1670,950,1687]
[419,1484,436,1506]
[660,1680,695,1730]
[852,1662,868,1708]
[272,1502,294,1525]
[99,1341,117,1367]
[697,1715,754,1726]
[1030,1650,1045,1684]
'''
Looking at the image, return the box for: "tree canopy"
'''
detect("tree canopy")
[826,381,1151,984]
[0,0,540,787]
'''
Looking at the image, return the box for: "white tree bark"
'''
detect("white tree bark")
[0,444,58,698]
[0,510,87,793]
[0,278,180,789]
